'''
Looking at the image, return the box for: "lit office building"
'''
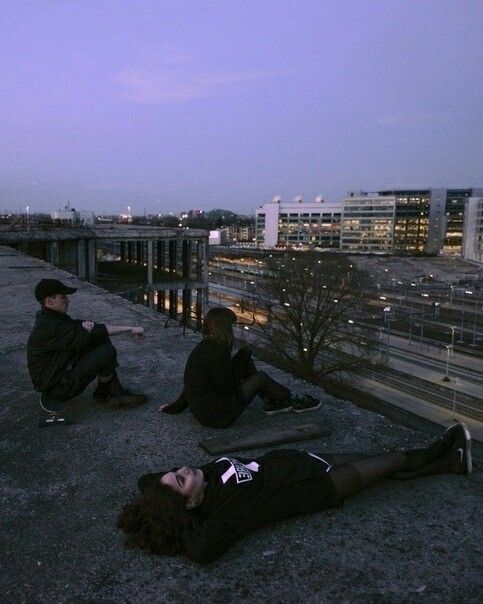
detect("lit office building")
[255,196,341,249]
[340,193,396,253]
[378,190,430,253]
[342,188,483,255]
[443,188,483,255]
[462,197,483,263]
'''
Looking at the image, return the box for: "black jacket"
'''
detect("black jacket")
[181,449,339,564]
[27,308,108,392]
[162,338,250,426]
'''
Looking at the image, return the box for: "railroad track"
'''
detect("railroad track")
[388,347,483,387]
[370,367,483,422]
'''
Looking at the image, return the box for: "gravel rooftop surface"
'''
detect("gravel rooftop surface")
[1,247,481,603]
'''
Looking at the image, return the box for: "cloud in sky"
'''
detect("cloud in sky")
[115,65,272,103]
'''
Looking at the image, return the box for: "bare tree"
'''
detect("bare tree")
[247,252,380,382]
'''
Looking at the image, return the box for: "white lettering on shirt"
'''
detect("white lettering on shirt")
[216,457,260,484]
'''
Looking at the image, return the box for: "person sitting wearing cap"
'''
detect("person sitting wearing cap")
[28,278,148,415]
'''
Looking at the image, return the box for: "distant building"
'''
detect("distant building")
[462,197,483,263]
[51,208,94,225]
[227,225,255,242]
[342,188,483,255]
[442,189,483,255]
[255,196,341,249]
[209,229,229,246]
[341,193,396,253]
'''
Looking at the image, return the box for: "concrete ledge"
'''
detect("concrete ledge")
[0,246,481,602]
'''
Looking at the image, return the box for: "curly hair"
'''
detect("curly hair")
[202,306,237,348]
[117,481,198,556]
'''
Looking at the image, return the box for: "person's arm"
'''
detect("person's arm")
[35,319,107,353]
[106,325,144,338]
[82,323,144,338]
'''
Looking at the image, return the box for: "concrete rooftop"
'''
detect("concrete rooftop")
[0,246,481,603]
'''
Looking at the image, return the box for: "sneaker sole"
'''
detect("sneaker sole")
[292,401,322,413]
[459,422,472,475]
[263,406,293,416]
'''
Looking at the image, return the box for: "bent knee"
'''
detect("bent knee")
[97,341,117,362]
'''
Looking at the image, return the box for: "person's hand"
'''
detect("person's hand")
[158,403,169,412]
[82,321,95,332]
[131,326,145,339]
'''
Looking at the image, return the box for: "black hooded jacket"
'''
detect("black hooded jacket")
[27,308,108,392]
[139,449,340,564]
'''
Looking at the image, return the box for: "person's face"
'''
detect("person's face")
[161,466,205,509]
[45,294,69,314]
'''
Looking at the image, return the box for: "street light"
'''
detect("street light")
[383,306,391,360]
[443,345,451,381]
[458,290,473,344]
[471,290,480,347]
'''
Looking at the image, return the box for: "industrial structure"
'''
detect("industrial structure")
[0,225,209,327]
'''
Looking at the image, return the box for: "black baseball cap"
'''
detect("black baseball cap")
[34,279,77,302]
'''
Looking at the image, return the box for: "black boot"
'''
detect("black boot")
[95,373,147,409]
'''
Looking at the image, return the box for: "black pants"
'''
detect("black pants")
[45,337,118,403]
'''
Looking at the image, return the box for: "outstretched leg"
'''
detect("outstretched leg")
[326,423,472,500]
[329,451,409,499]
[240,371,290,404]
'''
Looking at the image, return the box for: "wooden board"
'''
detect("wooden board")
[199,422,331,454]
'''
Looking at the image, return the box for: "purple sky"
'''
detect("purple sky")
[1,1,482,215]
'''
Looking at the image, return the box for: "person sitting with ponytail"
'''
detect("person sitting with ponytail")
[159,306,319,428]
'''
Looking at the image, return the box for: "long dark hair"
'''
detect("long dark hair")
[117,482,198,556]
[202,307,237,348]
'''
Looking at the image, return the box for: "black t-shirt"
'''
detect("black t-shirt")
[182,449,339,564]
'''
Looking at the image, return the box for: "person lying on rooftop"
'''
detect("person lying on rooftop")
[118,422,472,564]
[159,306,319,427]
[27,278,147,414]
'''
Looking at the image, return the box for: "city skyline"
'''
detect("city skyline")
[1,1,482,214]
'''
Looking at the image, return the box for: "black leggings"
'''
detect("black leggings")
[240,371,291,404]
[314,437,449,500]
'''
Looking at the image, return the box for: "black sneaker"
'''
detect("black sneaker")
[446,426,472,475]
[263,396,292,415]
[292,394,321,413]
[392,427,472,480]
[441,422,471,453]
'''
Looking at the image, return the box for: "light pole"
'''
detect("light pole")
[471,290,479,347]
[450,325,457,349]
[443,345,451,381]
[449,285,454,307]
[442,326,457,382]
[458,290,473,344]
[383,306,391,360]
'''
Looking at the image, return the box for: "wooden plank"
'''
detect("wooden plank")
[199,422,331,455]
